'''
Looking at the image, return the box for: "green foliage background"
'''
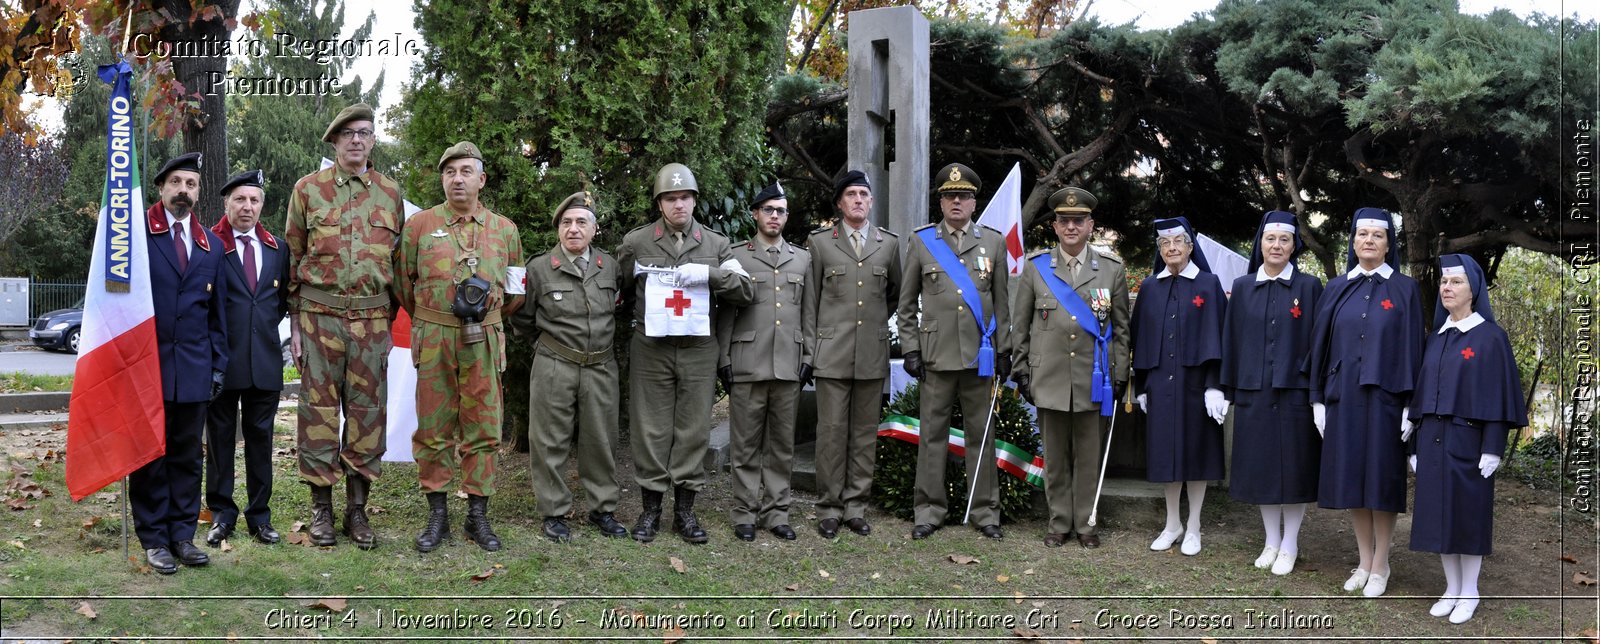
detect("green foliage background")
[873,380,1042,524]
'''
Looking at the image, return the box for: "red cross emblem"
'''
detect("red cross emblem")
[665,290,692,316]
[1380,299,1394,310]
[1461,347,1475,360]
[1192,295,1205,308]
[1290,305,1302,319]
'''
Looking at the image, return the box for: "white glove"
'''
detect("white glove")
[673,263,709,287]
[1409,454,1417,473]
[1479,454,1501,478]
[1136,394,1148,414]
[1400,407,1414,442]
[719,258,750,278]
[1204,388,1229,425]
[1312,403,1326,437]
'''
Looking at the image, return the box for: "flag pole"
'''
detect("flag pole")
[960,376,1003,525]
[121,476,131,565]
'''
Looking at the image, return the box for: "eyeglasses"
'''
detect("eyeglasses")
[759,206,789,217]
[940,193,975,202]
[339,128,375,141]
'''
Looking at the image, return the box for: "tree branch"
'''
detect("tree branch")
[767,126,834,189]
[794,0,842,74]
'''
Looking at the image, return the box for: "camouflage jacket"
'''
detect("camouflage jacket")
[394,202,523,325]
[285,165,405,318]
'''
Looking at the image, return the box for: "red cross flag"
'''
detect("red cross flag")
[976,163,1024,276]
[643,270,711,336]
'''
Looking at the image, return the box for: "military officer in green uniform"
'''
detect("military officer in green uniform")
[395,141,524,553]
[510,191,628,542]
[617,163,754,544]
[715,181,813,542]
[899,163,1012,540]
[285,103,404,549]
[806,170,900,539]
[1011,187,1129,549]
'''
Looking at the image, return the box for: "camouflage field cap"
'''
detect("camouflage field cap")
[322,103,376,142]
[552,191,597,227]
[437,141,484,172]
[653,163,699,198]
[933,163,980,194]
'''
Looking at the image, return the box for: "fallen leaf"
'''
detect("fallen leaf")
[355,586,366,592]
[81,516,100,531]
[669,557,687,574]
[31,519,41,528]
[226,632,238,640]
[784,583,800,591]
[75,601,96,619]
[870,572,881,579]
[1203,638,1219,644]
[1013,627,1042,640]
[1574,571,1597,586]
[493,563,505,569]
[1031,601,1046,608]
[366,505,386,515]
[220,540,233,553]
[1023,568,1034,575]
[996,574,1010,583]
[303,598,347,612]
[1562,554,1580,564]
[818,569,830,578]
[8,540,25,549]
[198,508,212,522]
[470,568,496,584]
[1580,626,1597,643]
[95,492,118,503]
[290,521,305,532]
[1013,591,1025,604]
[663,626,685,643]
[5,497,32,511]
[948,554,979,565]
[285,532,309,546]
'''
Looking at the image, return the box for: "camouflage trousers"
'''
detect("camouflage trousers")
[297,312,390,487]
[412,321,504,496]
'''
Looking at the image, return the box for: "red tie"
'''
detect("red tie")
[173,223,189,273]
[240,234,257,292]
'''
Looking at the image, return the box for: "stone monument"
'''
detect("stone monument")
[847,6,929,245]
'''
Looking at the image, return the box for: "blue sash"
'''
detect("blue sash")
[1032,253,1115,416]
[916,227,996,377]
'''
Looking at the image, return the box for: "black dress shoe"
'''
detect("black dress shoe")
[1078,533,1101,548]
[911,524,939,540]
[172,540,210,566]
[587,511,627,538]
[145,547,177,574]
[979,524,1004,540]
[1043,532,1070,548]
[206,521,233,546]
[770,524,796,540]
[817,518,840,539]
[250,523,281,545]
[543,517,571,542]
[844,518,872,536]
[733,524,756,541]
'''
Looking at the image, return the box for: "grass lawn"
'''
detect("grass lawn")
[0,372,73,394]
[0,413,1595,641]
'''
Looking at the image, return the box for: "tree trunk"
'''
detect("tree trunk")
[157,0,239,228]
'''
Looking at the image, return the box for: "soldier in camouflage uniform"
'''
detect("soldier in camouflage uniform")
[285,103,405,549]
[510,191,627,543]
[395,142,524,553]
[616,163,754,544]
[715,181,813,542]
[899,163,1013,541]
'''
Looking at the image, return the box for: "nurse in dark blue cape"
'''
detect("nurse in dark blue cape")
[1307,208,1425,597]
[1220,211,1323,576]
[1130,217,1229,557]
[1407,254,1526,624]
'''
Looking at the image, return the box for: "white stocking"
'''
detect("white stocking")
[1163,482,1183,532]
[1459,554,1483,599]
[1440,553,1462,597]
[1280,503,1306,555]
[1184,481,1207,534]
[1260,505,1283,549]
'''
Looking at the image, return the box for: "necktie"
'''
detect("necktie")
[673,232,684,252]
[173,224,189,273]
[575,255,588,274]
[1069,256,1080,279]
[240,235,257,292]
[851,231,862,258]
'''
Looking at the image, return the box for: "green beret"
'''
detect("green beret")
[322,103,376,142]
[437,141,484,172]
[552,191,597,227]
[933,163,980,194]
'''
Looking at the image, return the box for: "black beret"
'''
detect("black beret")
[219,169,265,197]
[153,152,202,185]
[832,170,871,204]
[750,181,786,210]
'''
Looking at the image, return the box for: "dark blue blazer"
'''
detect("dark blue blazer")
[211,218,289,391]
[146,204,229,403]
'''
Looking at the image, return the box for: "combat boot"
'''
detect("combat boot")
[415,492,449,552]
[343,476,376,550]
[631,489,663,543]
[308,485,336,546]
[464,495,501,552]
[673,486,708,544]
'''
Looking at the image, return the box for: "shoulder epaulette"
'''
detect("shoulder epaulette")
[878,226,898,237]
[809,226,834,236]
[979,224,1002,235]
[1027,248,1050,259]
[912,223,936,232]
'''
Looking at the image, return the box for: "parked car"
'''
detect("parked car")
[30,306,83,353]
[279,315,292,369]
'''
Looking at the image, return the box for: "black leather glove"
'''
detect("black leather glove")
[798,363,814,387]
[1114,381,1128,402]
[903,351,925,380]
[996,352,1012,383]
[210,370,225,401]
[1014,372,1034,405]
[717,365,733,393]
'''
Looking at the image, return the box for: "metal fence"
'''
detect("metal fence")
[28,279,86,326]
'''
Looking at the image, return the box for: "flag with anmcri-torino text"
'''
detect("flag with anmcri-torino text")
[65,58,166,501]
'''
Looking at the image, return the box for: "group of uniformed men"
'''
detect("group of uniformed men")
[132,103,1130,575]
